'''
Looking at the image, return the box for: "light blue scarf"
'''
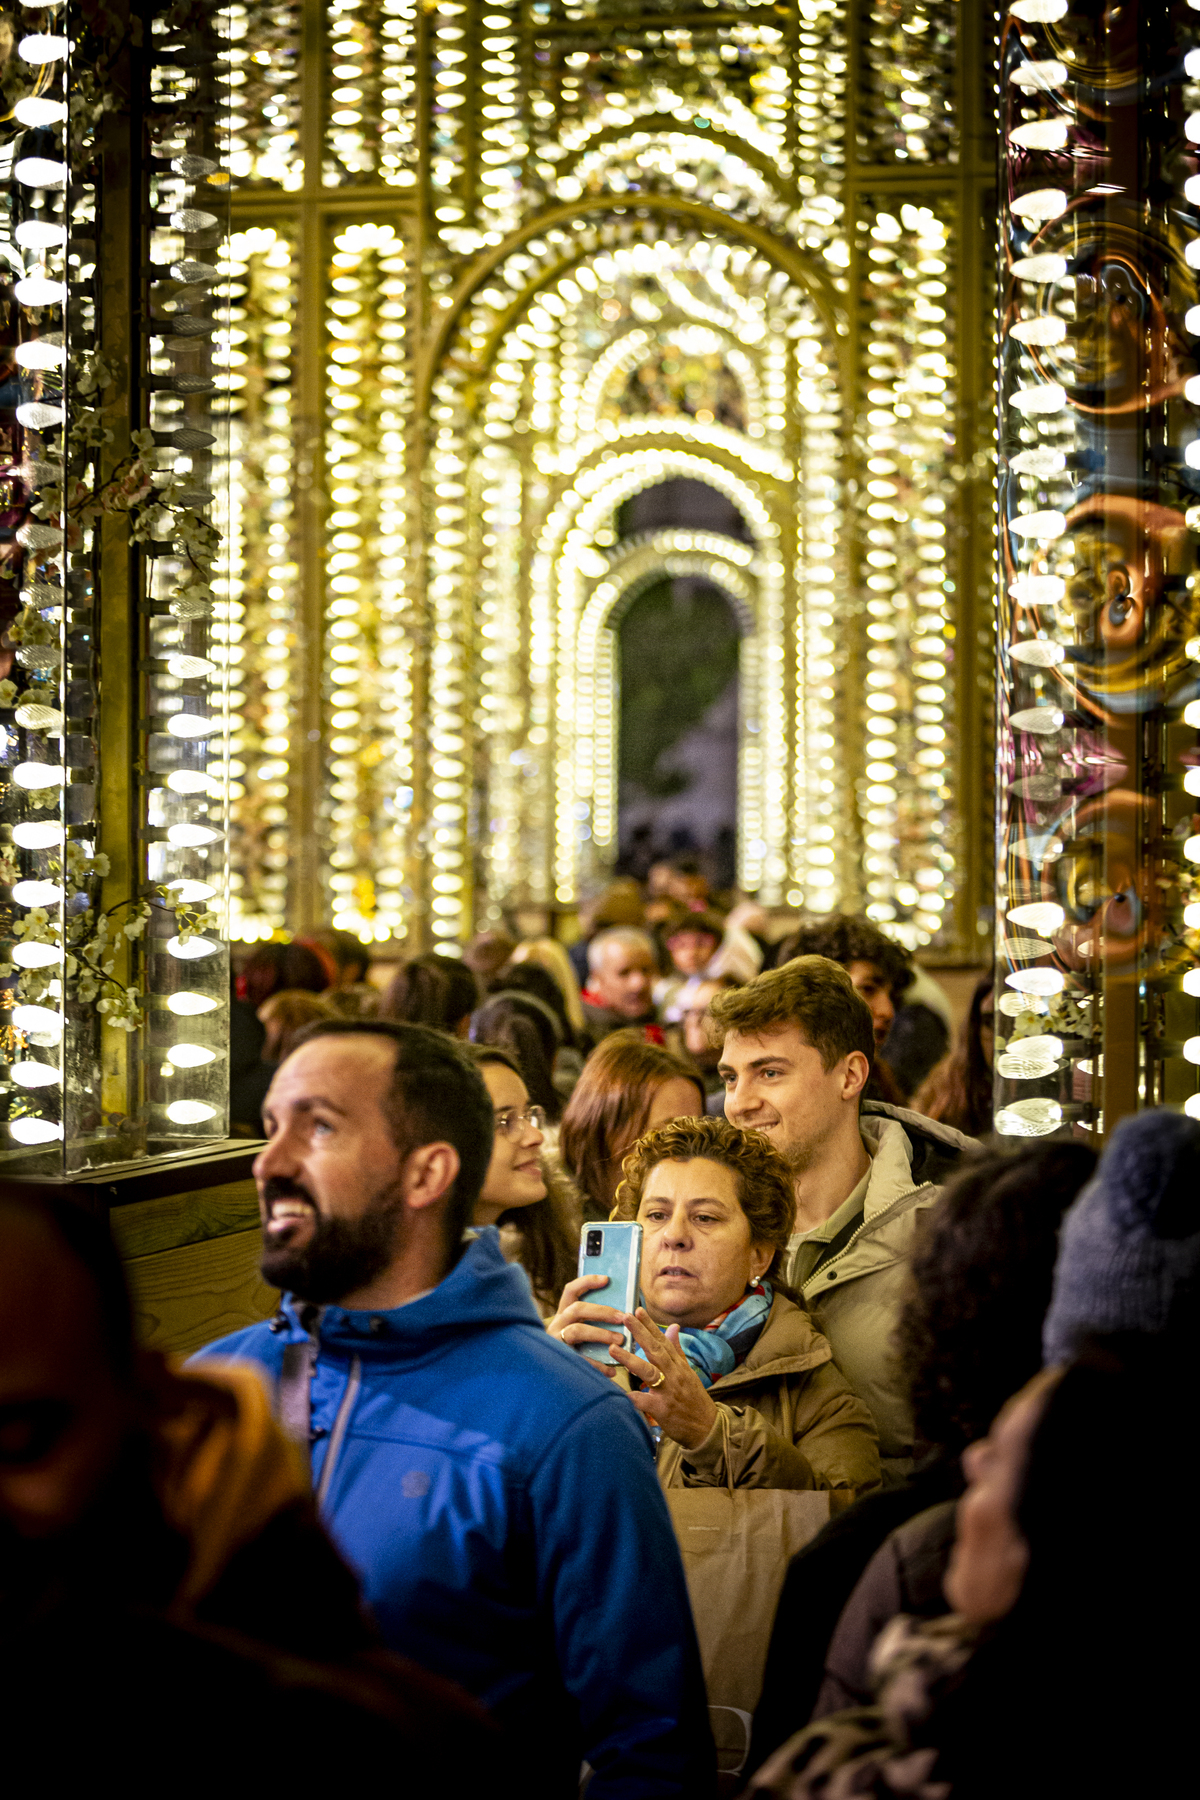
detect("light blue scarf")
[632,1279,773,1389]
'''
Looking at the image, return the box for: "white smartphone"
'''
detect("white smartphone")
[576,1220,643,1365]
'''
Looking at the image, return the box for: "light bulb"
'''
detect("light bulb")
[11,1061,60,1088]
[13,276,67,308]
[12,942,61,969]
[1185,1038,1200,1065]
[12,822,65,849]
[12,880,63,906]
[14,157,68,188]
[1004,967,1066,997]
[1006,901,1065,933]
[13,762,65,789]
[15,402,64,429]
[13,98,67,127]
[167,935,219,959]
[165,714,216,738]
[15,340,65,371]
[1010,639,1065,668]
[165,770,211,795]
[163,879,215,902]
[1186,903,1200,929]
[166,1099,217,1124]
[166,654,216,679]
[1010,509,1067,540]
[166,822,222,847]
[1010,253,1068,283]
[166,1044,217,1068]
[18,32,69,61]
[1185,835,1200,863]
[1009,119,1069,151]
[1010,188,1068,224]
[1183,970,1200,997]
[12,1004,63,1038]
[166,992,221,1015]
[9,1116,63,1144]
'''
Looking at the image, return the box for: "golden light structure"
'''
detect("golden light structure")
[221,0,995,962]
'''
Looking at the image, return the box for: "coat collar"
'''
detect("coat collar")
[703,1292,832,1393]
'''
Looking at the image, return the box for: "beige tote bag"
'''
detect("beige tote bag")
[666,1412,831,1781]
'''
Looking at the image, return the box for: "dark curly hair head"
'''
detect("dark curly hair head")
[774,913,913,997]
[898,1140,1097,1455]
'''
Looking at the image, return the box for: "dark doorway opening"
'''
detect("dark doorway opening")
[615,576,741,888]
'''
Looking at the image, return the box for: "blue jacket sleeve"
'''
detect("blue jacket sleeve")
[528,1391,715,1800]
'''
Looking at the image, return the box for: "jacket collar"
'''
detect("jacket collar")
[704,1293,832,1392]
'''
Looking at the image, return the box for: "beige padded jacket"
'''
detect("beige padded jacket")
[655,1292,882,1499]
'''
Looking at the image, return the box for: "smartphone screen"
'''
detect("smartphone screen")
[576,1221,642,1365]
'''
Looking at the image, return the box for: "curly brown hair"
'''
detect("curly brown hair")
[611,1114,797,1287]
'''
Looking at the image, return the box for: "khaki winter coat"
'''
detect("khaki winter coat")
[787,1102,977,1480]
[655,1292,882,1499]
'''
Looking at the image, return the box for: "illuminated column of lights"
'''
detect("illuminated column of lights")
[793,305,845,914]
[855,201,956,953]
[425,366,473,948]
[477,12,521,242]
[428,5,473,249]
[322,224,412,942]
[323,0,418,190]
[475,450,523,916]
[217,0,303,190]
[2,18,74,1156]
[140,18,233,1145]
[861,1,958,167]
[211,226,298,941]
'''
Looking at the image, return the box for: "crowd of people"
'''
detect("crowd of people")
[6,865,1194,1794]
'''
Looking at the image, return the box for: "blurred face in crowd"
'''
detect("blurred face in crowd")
[636,1158,772,1329]
[667,928,720,979]
[475,1062,546,1229]
[589,937,655,1018]
[254,1034,457,1305]
[0,1211,133,1540]
[645,1075,706,1133]
[844,958,895,1048]
[719,1025,867,1174]
[682,982,725,1068]
[944,1369,1060,1625]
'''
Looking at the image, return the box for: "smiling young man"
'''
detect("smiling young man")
[194,1019,713,1799]
[710,958,976,1478]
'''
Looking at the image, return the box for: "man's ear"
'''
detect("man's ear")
[401,1142,461,1212]
[841,1051,870,1103]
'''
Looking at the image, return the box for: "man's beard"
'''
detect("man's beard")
[259,1175,410,1304]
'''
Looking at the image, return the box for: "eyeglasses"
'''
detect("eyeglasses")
[494,1104,547,1140]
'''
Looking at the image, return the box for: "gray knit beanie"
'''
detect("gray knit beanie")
[1042,1108,1200,1365]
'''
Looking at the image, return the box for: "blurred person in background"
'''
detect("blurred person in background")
[509,935,588,1041]
[462,929,516,984]
[745,1340,1197,1800]
[567,879,647,986]
[494,958,586,1103]
[774,917,948,1105]
[231,940,328,1133]
[548,1116,880,1500]
[914,971,995,1140]
[302,927,378,1020]
[655,911,725,1016]
[259,989,340,1065]
[668,973,741,1106]
[470,1045,579,1315]
[750,1139,1096,1763]
[557,1030,705,1221]
[470,989,562,1123]
[581,926,662,1046]
[0,1193,497,1784]
[379,952,479,1038]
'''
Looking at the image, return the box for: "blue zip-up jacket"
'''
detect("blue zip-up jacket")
[194,1229,713,1799]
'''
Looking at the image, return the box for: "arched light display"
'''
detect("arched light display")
[217,0,994,969]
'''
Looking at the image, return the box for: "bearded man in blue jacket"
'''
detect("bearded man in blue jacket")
[194,1018,713,1799]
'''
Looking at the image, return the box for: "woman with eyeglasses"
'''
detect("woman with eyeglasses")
[468,1045,580,1315]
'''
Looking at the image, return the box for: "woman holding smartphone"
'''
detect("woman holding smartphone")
[546,1115,881,1497]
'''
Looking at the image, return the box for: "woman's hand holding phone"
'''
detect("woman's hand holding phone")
[546,1274,627,1369]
